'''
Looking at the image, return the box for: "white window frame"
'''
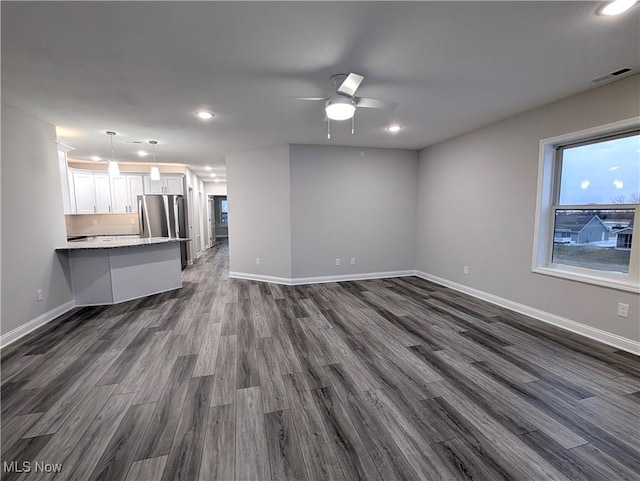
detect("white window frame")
[532,117,640,293]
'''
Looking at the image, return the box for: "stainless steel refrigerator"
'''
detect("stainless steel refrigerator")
[138,194,188,269]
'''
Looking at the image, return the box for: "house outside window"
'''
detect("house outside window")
[533,119,640,293]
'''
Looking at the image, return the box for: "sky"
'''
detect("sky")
[560,133,640,205]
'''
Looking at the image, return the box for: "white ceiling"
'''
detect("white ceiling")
[2,2,638,181]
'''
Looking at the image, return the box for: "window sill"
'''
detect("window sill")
[532,266,639,294]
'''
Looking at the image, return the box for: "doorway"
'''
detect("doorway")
[209,195,228,244]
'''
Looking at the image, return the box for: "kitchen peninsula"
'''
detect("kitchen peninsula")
[57,237,188,306]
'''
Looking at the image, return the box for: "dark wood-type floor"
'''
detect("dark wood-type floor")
[2,241,639,481]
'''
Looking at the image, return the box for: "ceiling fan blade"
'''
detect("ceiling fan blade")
[293,97,327,101]
[336,73,364,97]
[354,97,398,110]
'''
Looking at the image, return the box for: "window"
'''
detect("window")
[533,119,640,293]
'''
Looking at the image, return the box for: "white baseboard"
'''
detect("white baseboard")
[229,270,415,286]
[290,270,416,285]
[415,271,640,355]
[229,272,292,285]
[0,300,76,349]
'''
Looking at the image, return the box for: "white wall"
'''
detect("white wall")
[416,75,640,342]
[226,145,292,279]
[204,182,227,196]
[289,145,418,279]
[1,103,73,337]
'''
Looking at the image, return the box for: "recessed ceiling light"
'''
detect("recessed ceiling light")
[137,150,149,157]
[90,155,101,161]
[196,111,214,120]
[214,178,221,183]
[609,166,620,171]
[205,166,212,171]
[387,124,403,133]
[597,0,637,16]
[210,173,217,177]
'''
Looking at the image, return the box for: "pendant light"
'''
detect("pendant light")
[149,140,160,181]
[106,131,120,176]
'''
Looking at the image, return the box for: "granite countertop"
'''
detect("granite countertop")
[57,236,190,250]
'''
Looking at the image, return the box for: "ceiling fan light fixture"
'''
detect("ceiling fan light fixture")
[597,0,637,15]
[387,124,403,133]
[325,98,355,121]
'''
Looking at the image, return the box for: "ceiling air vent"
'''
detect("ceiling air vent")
[592,67,632,83]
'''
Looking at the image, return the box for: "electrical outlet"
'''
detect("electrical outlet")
[130,218,136,225]
[617,302,629,318]
[335,258,341,266]
[92,219,98,226]
[255,257,261,266]
[350,258,356,265]
[463,265,469,275]
[36,289,44,302]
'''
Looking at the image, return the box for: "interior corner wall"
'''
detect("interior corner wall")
[289,144,418,279]
[226,144,292,279]
[1,102,73,337]
[416,74,640,342]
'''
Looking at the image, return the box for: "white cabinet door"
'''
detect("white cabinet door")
[94,174,112,213]
[111,176,129,213]
[128,175,144,212]
[73,172,97,214]
[164,175,184,195]
[143,175,164,194]
[143,174,184,195]
[68,171,77,214]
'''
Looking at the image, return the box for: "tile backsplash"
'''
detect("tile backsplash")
[66,214,139,236]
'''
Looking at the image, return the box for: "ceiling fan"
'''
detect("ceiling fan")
[297,73,397,139]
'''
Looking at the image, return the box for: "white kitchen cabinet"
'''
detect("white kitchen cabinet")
[58,151,75,214]
[164,175,184,195]
[143,176,164,194]
[94,174,112,213]
[111,174,144,213]
[69,169,184,215]
[72,171,112,213]
[111,176,129,213]
[73,172,98,214]
[128,175,144,212]
[143,174,184,195]
[67,171,77,214]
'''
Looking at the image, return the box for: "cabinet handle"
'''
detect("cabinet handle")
[108,205,112,213]
[94,205,97,213]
